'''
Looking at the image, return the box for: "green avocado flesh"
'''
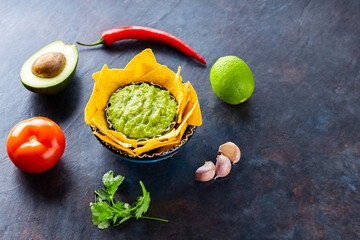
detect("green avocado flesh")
[106,83,178,139]
[20,40,79,94]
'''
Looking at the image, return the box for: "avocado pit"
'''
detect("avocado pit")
[31,52,66,78]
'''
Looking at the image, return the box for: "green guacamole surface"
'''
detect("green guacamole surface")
[106,83,177,139]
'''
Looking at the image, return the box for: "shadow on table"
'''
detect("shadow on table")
[28,74,81,124]
[16,160,70,202]
[219,98,251,120]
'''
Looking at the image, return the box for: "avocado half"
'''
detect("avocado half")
[20,40,79,94]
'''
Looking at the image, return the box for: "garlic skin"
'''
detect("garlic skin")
[215,154,232,179]
[195,161,216,182]
[219,142,241,164]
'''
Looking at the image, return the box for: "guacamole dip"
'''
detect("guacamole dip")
[106,83,177,139]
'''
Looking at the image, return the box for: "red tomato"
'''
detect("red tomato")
[7,117,66,173]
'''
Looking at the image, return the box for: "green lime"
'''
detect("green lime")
[210,56,254,105]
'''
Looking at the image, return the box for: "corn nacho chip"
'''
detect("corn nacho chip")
[139,65,185,104]
[92,71,100,82]
[184,82,202,126]
[125,48,161,78]
[91,112,137,148]
[133,137,180,156]
[93,131,135,156]
[84,49,202,157]
[177,82,190,123]
[156,124,189,153]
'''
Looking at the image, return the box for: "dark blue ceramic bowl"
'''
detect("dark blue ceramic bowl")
[91,125,196,163]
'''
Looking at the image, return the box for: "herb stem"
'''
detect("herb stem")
[140,216,169,222]
[110,195,115,206]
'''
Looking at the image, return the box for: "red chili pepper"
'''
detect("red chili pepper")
[76,26,206,65]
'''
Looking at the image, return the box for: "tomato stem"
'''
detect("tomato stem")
[29,136,37,143]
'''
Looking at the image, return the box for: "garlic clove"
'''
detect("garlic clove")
[215,154,232,179]
[195,161,216,182]
[219,142,241,164]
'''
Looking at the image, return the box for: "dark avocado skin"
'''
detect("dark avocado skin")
[22,60,78,95]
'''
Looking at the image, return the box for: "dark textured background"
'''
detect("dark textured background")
[0,0,359,239]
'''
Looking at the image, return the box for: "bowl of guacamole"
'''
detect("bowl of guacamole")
[85,49,202,162]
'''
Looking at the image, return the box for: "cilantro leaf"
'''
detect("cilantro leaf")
[113,201,126,211]
[90,171,168,229]
[98,219,111,229]
[113,211,133,226]
[102,171,125,196]
[116,215,131,226]
[94,189,111,202]
[134,181,151,219]
[90,201,113,222]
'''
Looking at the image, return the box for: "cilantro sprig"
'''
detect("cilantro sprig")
[90,171,168,229]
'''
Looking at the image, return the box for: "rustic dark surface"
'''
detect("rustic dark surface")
[0,0,359,239]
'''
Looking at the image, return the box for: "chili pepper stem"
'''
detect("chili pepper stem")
[76,38,105,46]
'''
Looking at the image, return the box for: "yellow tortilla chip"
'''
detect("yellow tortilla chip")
[154,129,177,142]
[156,144,178,153]
[139,65,185,103]
[177,82,190,123]
[92,49,160,83]
[174,67,184,87]
[91,112,137,148]
[156,126,187,153]
[125,49,161,79]
[85,65,108,124]
[183,82,202,126]
[91,119,132,148]
[92,71,101,82]
[93,131,135,156]
[135,128,177,146]
[154,102,194,143]
[133,137,181,156]
[175,102,197,138]
[175,122,189,142]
